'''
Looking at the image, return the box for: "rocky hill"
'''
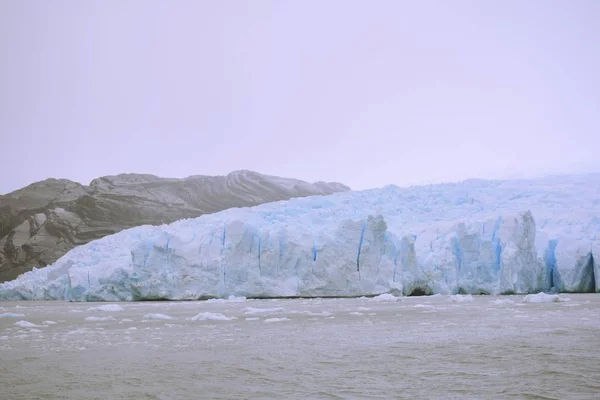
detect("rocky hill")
[0,170,349,282]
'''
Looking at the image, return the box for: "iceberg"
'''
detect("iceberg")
[0,174,598,301]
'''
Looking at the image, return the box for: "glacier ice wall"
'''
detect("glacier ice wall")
[0,174,599,301]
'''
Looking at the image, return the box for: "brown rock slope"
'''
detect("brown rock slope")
[0,170,349,282]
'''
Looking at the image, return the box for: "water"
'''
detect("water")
[1,294,599,399]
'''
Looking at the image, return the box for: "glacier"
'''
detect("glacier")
[0,174,598,301]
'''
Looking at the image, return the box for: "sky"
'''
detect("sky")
[1,0,599,194]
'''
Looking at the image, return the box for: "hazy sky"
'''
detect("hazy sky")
[1,0,599,194]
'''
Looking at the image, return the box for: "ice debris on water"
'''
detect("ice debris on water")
[490,299,515,305]
[243,307,284,315]
[0,313,26,318]
[14,320,38,328]
[370,293,400,302]
[264,317,290,323]
[87,304,124,312]
[189,312,234,321]
[522,292,567,303]
[85,316,116,322]
[206,296,246,303]
[142,313,174,320]
[449,294,474,303]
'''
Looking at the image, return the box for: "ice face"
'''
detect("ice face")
[0,174,599,301]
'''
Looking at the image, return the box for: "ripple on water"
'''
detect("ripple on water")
[0,295,599,399]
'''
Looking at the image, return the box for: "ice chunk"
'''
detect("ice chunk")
[84,316,116,322]
[142,313,174,320]
[370,293,400,302]
[87,305,124,312]
[0,313,26,318]
[243,307,284,315]
[300,311,332,316]
[42,320,58,325]
[206,296,247,303]
[413,304,435,309]
[522,292,566,303]
[490,299,515,305]
[1,174,599,301]
[264,317,290,323]
[449,294,474,303]
[189,312,234,321]
[15,320,38,328]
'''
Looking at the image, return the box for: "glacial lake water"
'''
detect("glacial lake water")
[1,294,599,399]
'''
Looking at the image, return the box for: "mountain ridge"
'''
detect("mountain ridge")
[0,170,349,282]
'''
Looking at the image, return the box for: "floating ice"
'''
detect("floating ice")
[522,292,567,303]
[370,293,400,302]
[14,320,38,328]
[301,311,332,316]
[85,316,116,322]
[490,299,515,305]
[0,313,26,318]
[87,305,124,312]
[42,320,57,325]
[206,296,247,303]
[449,294,474,303]
[189,312,234,321]
[264,317,290,323]
[1,174,598,301]
[243,307,284,315]
[142,313,174,320]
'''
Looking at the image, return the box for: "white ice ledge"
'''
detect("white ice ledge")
[1,174,599,301]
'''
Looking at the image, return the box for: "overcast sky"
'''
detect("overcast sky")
[1,0,599,194]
